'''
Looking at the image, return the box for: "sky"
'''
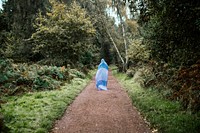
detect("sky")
[106,6,120,26]
[106,5,129,26]
[0,1,2,9]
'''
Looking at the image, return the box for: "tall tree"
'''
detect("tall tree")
[75,0,141,69]
[31,1,96,66]
[0,7,9,57]
[77,0,116,65]
[86,0,127,69]
[3,0,50,38]
[129,0,200,112]
[112,0,129,70]
[141,0,200,66]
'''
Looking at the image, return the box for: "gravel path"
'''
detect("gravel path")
[51,71,151,133]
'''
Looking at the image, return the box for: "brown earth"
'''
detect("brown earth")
[51,71,151,133]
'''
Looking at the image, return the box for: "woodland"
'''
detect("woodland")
[0,0,200,132]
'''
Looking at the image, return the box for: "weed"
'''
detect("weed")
[114,72,200,133]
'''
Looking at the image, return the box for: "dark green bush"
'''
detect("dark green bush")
[0,59,86,96]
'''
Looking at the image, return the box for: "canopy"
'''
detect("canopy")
[95,59,108,91]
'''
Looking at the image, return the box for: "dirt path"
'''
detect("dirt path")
[51,71,151,133]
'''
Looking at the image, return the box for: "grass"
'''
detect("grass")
[113,71,200,133]
[0,71,95,133]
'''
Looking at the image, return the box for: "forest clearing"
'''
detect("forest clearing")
[0,0,200,133]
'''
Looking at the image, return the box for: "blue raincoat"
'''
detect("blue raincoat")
[95,59,108,91]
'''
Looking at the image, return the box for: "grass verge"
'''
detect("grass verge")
[0,71,95,133]
[113,71,200,133]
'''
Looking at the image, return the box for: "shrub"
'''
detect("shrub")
[172,60,200,112]
[0,59,86,96]
[31,1,96,64]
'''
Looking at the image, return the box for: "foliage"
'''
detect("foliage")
[31,1,96,65]
[127,38,150,63]
[0,0,50,62]
[69,69,86,79]
[0,59,87,97]
[114,72,200,133]
[0,8,8,32]
[125,59,200,113]
[172,61,200,112]
[1,34,32,62]
[126,62,154,88]
[0,110,9,132]
[81,0,125,66]
[0,9,8,57]
[124,0,200,113]
[126,20,139,33]
[0,73,92,133]
[81,0,115,65]
[141,0,200,66]
[2,0,50,39]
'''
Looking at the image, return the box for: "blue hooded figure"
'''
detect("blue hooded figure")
[95,59,109,91]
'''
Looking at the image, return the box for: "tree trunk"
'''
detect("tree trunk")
[105,26,125,66]
[115,0,129,71]
[94,0,126,71]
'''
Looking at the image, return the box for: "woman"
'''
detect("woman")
[95,59,109,91]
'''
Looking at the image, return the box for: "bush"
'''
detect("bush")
[127,38,150,65]
[172,60,200,112]
[0,59,86,96]
[129,60,200,112]
[31,1,96,64]
[114,72,200,133]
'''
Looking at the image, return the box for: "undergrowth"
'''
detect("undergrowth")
[0,59,87,96]
[125,60,200,113]
[0,60,94,133]
[0,69,95,133]
[113,71,200,133]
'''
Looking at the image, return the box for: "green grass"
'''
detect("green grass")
[113,71,200,133]
[0,71,95,133]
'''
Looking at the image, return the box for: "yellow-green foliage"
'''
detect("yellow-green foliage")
[127,38,150,62]
[126,20,139,36]
[1,34,27,61]
[31,1,96,63]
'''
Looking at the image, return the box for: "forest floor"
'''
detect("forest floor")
[51,71,151,133]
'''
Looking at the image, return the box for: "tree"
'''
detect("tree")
[76,0,116,65]
[0,7,8,57]
[31,1,96,66]
[113,0,130,70]
[125,0,200,66]
[2,0,50,38]
[86,0,126,69]
[0,0,51,62]
[130,0,200,112]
